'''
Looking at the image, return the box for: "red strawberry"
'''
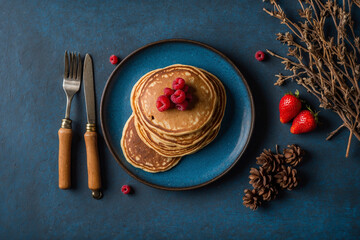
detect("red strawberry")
[279,90,302,123]
[290,109,318,134]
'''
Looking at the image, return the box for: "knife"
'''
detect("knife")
[83,53,102,199]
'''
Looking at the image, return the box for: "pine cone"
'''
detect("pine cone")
[256,149,284,173]
[249,167,272,191]
[261,185,279,201]
[243,189,261,210]
[275,165,298,190]
[283,144,304,167]
[274,153,285,172]
[256,149,276,173]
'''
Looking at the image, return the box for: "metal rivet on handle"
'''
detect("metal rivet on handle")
[92,190,103,200]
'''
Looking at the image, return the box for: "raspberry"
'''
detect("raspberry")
[170,90,186,104]
[121,185,131,194]
[183,84,189,92]
[169,101,175,109]
[255,51,265,61]
[185,93,193,102]
[164,87,174,97]
[156,95,171,112]
[172,78,185,90]
[109,55,119,64]
[176,100,189,111]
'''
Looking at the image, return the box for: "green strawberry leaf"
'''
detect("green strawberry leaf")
[294,89,299,97]
[306,105,320,123]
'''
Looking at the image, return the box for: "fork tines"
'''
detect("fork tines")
[64,51,82,80]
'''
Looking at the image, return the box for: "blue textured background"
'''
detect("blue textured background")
[0,0,359,239]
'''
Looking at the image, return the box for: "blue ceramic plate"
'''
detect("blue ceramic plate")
[100,39,254,190]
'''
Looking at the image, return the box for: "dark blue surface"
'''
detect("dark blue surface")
[1,0,359,239]
[102,40,253,189]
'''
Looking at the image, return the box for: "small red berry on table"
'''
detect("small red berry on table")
[121,185,131,194]
[255,51,265,61]
[109,55,119,64]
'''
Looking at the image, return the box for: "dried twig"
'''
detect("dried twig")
[326,124,345,140]
[264,0,360,157]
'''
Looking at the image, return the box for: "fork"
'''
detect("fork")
[58,51,82,189]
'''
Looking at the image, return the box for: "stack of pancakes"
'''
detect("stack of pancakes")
[121,64,226,173]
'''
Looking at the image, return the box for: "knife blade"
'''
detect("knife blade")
[83,53,102,199]
[83,54,96,125]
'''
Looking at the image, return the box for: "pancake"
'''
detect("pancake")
[121,64,227,171]
[130,69,159,113]
[133,70,226,149]
[135,118,221,157]
[121,115,181,173]
[134,65,217,135]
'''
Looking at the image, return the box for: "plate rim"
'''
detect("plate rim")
[100,38,255,191]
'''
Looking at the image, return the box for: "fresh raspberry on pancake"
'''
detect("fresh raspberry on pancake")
[182,84,189,92]
[170,89,186,104]
[176,100,189,111]
[185,93,193,102]
[172,78,185,90]
[169,101,175,108]
[164,87,174,97]
[156,95,171,112]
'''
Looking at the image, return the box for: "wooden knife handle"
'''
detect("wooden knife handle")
[58,127,72,189]
[84,131,102,191]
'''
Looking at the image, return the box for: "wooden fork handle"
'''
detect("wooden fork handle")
[84,130,102,192]
[58,126,72,189]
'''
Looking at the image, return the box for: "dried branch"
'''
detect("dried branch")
[263,0,360,157]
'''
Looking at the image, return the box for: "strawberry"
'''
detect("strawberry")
[290,109,318,134]
[279,90,302,123]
